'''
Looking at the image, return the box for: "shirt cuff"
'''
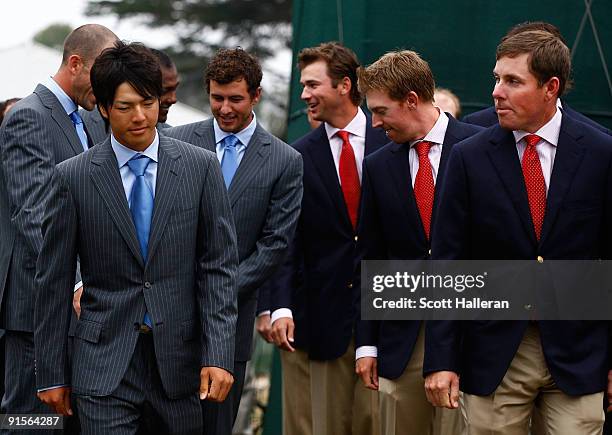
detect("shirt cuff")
[271,308,293,325]
[74,281,83,293]
[38,384,67,392]
[257,310,270,317]
[355,346,378,360]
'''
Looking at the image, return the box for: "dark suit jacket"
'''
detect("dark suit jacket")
[355,116,483,379]
[0,84,84,332]
[462,103,611,135]
[270,117,388,360]
[164,119,303,361]
[34,136,239,398]
[425,115,612,396]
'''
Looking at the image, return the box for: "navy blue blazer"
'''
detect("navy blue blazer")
[355,116,483,379]
[425,114,612,396]
[270,116,388,360]
[462,103,611,135]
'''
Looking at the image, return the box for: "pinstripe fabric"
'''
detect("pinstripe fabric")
[33,136,239,400]
[164,119,303,362]
[0,84,84,332]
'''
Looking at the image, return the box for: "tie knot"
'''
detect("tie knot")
[127,154,151,177]
[223,135,239,149]
[69,111,83,125]
[414,140,432,157]
[337,130,350,144]
[524,134,541,148]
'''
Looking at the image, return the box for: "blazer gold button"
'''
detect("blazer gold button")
[354,235,358,242]
[537,256,544,263]
[348,283,353,288]
[428,249,432,255]
[144,281,152,289]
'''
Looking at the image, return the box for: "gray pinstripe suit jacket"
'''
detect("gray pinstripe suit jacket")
[0,84,84,332]
[164,119,303,361]
[34,135,239,399]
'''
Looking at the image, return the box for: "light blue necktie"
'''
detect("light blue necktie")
[220,135,239,188]
[69,111,89,151]
[127,155,154,328]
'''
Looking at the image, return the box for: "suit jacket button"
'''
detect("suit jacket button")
[348,283,353,288]
[144,281,152,289]
[428,249,432,256]
[354,235,358,242]
[537,256,544,263]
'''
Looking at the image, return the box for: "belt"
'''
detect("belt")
[139,323,153,334]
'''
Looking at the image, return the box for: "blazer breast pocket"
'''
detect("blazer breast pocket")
[74,318,103,343]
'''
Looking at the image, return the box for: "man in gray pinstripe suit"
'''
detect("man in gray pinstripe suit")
[165,48,303,435]
[34,42,239,435]
[0,24,117,430]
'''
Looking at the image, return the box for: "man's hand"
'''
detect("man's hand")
[606,369,612,411]
[424,371,460,409]
[37,387,73,416]
[271,317,295,352]
[73,286,83,318]
[256,314,273,343]
[200,367,234,402]
[356,357,379,390]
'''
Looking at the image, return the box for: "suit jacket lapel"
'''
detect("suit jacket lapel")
[486,126,538,245]
[539,116,585,246]
[146,137,182,264]
[35,84,83,156]
[90,140,144,267]
[229,125,271,206]
[306,125,352,228]
[386,142,427,242]
[192,120,217,153]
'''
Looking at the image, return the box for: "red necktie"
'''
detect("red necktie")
[337,130,361,231]
[522,134,546,241]
[413,141,435,240]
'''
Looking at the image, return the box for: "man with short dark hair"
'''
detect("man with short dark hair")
[82,47,180,144]
[462,21,610,135]
[269,42,388,435]
[165,47,302,435]
[0,23,117,425]
[34,41,239,434]
[355,50,482,435]
[425,31,612,435]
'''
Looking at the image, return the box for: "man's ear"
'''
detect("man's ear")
[406,91,420,109]
[67,54,84,75]
[98,104,109,120]
[252,87,262,105]
[544,77,560,101]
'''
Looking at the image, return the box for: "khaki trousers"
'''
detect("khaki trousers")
[310,340,380,435]
[379,326,464,435]
[281,348,313,435]
[462,324,604,435]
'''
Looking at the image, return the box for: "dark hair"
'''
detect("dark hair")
[0,98,21,126]
[205,48,262,98]
[298,42,362,106]
[91,41,163,114]
[151,48,175,70]
[497,30,571,96]
[503,21,565,44]
[61,24,117,66]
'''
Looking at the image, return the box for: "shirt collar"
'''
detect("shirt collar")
[43,76,77,116]
[513,106,562,147]
[111,129,160,168]
[409,109,449,148]
[325,107,366,140]
[213,112,257,147]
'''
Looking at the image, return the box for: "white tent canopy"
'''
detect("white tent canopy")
[0,41,208,126]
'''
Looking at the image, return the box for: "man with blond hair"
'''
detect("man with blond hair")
[355,50,482,435]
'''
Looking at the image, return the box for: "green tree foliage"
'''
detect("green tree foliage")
[85,0,292,112]
[34,23,72,51]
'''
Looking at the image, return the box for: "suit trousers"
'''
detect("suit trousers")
[75,333,201,435]
[202,360,247,435]
[281,348,312,435]
[310,339,380,435]
[1,331,55,435]
[378,326,464,435]
[462,324,604,435]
